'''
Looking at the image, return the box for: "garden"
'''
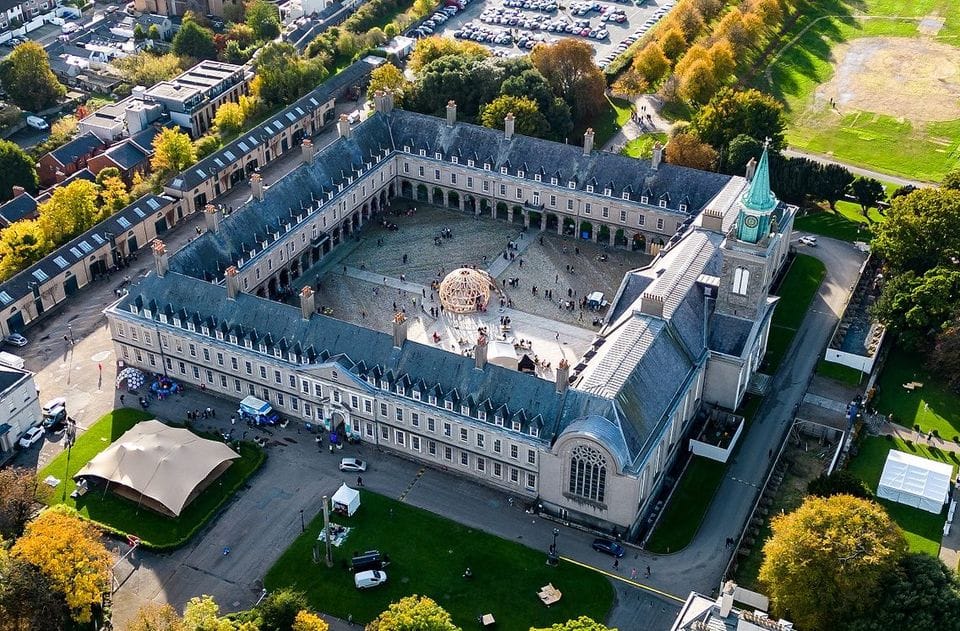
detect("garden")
[873,346,960,439]
[37,408,265,550]
[763,254,827,372]
[264,491,613,627]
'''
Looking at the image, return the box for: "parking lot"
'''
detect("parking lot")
[413,0,675,67]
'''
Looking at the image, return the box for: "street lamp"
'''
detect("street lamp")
[547,528,559,566]
[62,419,77,501]
[300,508,305,533]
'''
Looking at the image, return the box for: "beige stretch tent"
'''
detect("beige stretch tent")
[74,420,239,517]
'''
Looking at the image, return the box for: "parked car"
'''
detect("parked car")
[5,333,27,347]
[354,570,387,589]
[18,427,43,449]
[42,406,67,432]
[339,458,367,472]
[592,538,625,558]
[25,116,48,131]
[42,397,66,417]
[799,235,818,246]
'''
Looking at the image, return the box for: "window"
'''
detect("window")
[434,169,440,180]
[638,214,645,226]
[732,266,750,296]
[586,185,594,193]
[411,435,421,451]
[351,395,358,409]
[231,357,239,371]
[395,430,405,446]
[516,187,522,200]
[188,343,196,357]
[381,425,389,440]
[510,444,518,459]
[289,375,297,388]
[526,473,536,489]
[379,403,388,416]
[467,176,473,188]
[493,462,502,477]
[622,192,630,200]
[550,195,556,207]
[568,445,607,503]
[499,184,506,196]
[411,412,420,427]
[679,203,688,212]
[620,210,627,222]
[202,348,210,362]
[276,393,285,406]
[476,433,485,448]
[444,446,453,461]
[444,401,453,411]
[429,441,437,456]
[602,207,609,218]
[460,451,469,466]
[364,400,372,413]
[534,173,541,182]
[451,173,457,184]
[641,195,649,204]
[657,218,664,230]
[566,199,574,210]
[532,192,539,206]
[274,370,281,384]
[500,166,508,174]
[395,408,404,422]
[418,166,424,177]
[527,449,536,465]
[477,457,486,472]
[460,427,468,442]
[585,203,591,214]
[493,439,501,454]
[428,418,436,432]
[443,422,452,437]
[510,468,519,483]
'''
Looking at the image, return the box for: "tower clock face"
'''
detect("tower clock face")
[743,215,759,229]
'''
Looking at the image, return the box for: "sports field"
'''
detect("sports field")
[763,0,960,182]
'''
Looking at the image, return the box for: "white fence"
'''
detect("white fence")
[689,417,744,463]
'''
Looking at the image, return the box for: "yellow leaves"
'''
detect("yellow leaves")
[37,178,99,245]
[0,219,46,281]
[214,101,245,136]
[182,595,235,631]
[368,595,460,631]
[151,127,198,177]
[10,506,110,623]
[369,63,408,101]
[292,609,329,631]
[408,36,489,73]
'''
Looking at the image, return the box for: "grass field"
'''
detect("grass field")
[38,409,265,549]
[264,492,613,627]
[620,132,668,159]
[764,0,960,181]
[794,200,885,242]
[873,345,960,438]
[847,435,956,555]
[764,254,827,371]
[644,456,727,553]
[583,96,634,149]
[816,359,865,386]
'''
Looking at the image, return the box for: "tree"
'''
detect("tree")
[848,176,885,214]
[367,595,459,631]
[658,27,687,61]
[133,23,146,41]
[252,42,328,109]
[182,595,234,631]
[677,56,717,104]
[151,127,197,177]
[127,603,185,631]
[292,610,329,631]
[665,132,717,170]
[11,507,111,623]
[671,1,705,40]
[480,95,549,138]
[872,266,960,350]
[256,588,309,631]
[408,35,489,73]
[34,115,79,156]
[815,163,854,209]
[0,467,49,540]
[849,553,960,630]
[806,470,872,499]
[226,22,256,48]
[531,617,614,631]
[632,43,670,85]
[759,495,906,631]
[95,166,122,187]
[708,40,735,79]
[724,133,762,175]
[0,41,65,111]
[0,220,47,281]
[928,316,960,391]
[172,14,217,60]
[408,54,502,118]
[37,179,99,244]
[690,87,785,151]
[214,101,245,135]
[530,39,606,122]
[113,52,183,87]
[872,188,960,275]
[148,24,161,41]
[942,168,960,190]
[0,550,71,631]
[246,0,280,41]
[368,63,409,102]
[0,139,38,201]
[194,134,221,160]
[98,174,130,214]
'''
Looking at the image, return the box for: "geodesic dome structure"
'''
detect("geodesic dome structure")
[439,268,494,314]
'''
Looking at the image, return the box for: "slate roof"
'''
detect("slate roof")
[100,139,150,170]
[118,271,591,441]
[46,132,105,167]
[0,365,26,394]
[708,314,755,357]
[0,194,38,226]
[130,125,162,152]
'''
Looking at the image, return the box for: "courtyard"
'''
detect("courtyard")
[295,202,651,375]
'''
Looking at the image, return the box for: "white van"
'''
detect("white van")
[60,22,79,34]
[0,351,24,369]
[354,570,387,589]
[26,115,48,131]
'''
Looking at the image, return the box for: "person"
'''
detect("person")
[645,565,651,577]
[230,415,236,426]
[357,476,363,487]
[119,394,125,405]
[613,558,620,570]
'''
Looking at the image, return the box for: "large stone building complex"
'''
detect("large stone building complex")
[104,91,794,534]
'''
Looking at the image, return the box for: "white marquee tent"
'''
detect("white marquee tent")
[332,483,360,516]
[876,449,953,514]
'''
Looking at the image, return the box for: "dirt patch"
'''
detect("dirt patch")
[815,37,960,122]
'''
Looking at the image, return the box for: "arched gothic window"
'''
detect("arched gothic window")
[732,266,750,296]
[568,445,607,503]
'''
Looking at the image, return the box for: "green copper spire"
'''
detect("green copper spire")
[742,142,777,213]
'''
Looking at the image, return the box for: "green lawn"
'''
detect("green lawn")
[763,0,960,181]
[582,96,634,149]
[873,345,960,438]
[38,409,265,550]
[847,435,957,555]
[645,457,727,553]
[264,492,613,627]
[794,200,885,242]
[816,359,865,386]
[620,132,668,159]
[763,254,827,371]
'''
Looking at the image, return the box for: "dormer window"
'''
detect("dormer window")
[445,401,453,411]
[413,391,421,401]
[478,411,486,421]
[452,156,458,164]
[512,421,521,431]
[435,152,442,159]
[160,314,168,324]
[622,192,630,200]
[586,185,594,192]
[273,348,281,358]
[419,149,426,156]
[679,203,688,212]
[429,395,437,405]
[604,188,612,196]
[641,195,649,204]
[259,343,266,352]
[201,325,209,335]
[495,415,503,426]
[216,329,223,340]
[517,170,525,178]
[380,379,389,389]
[229,334,237,344]
[143,309,152,318]
[483,163,491,171]
[500,166,508,175]
[530,427,539,437]
[461,404,469,415]
[395,384,404,394]
[659,200,667,208]
[568,181,576,189]
[243,339,251,349]
[534,174,541,182]
[403,145,410,153]
[467,159,475,167]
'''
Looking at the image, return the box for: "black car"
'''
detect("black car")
[592,538,625,558]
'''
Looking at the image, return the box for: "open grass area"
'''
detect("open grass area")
[816,359,865,386]
[847,435,957,555]
[763,0,960,181]
[582,96,634,148]
[264,491,613,627]
[645,456,727,554]
[873,345,960,438]
[763,254,827,371]
[794,200,885,242]
[38,409,265,550]
[620,132,668,159]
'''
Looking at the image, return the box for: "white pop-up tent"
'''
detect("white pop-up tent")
[332,483,361,516]
[877,450,953,514]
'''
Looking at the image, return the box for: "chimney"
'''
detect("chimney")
[651,142,664,170]
[383,91,394,114]
[301,138,315,165]
[204,203,220,233]
[701,208,724,232]
[583,128,594,155]
[504,112,515,141]
[446,100,457,127]
[251,172,264,201]
[640,291,665,317]
[475,334,488,370]
[373,89,386,113]
[11,185,24,198]
[745,157,757,181]
[152,240,168,277]
[392,311,408,348]
[337,113,351,139]
[300,286,315,320]
[555,358,570,393]
[225,265,239,299]
[718,581,735,617]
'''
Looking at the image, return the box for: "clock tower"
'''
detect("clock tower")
[735,141,778,244]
